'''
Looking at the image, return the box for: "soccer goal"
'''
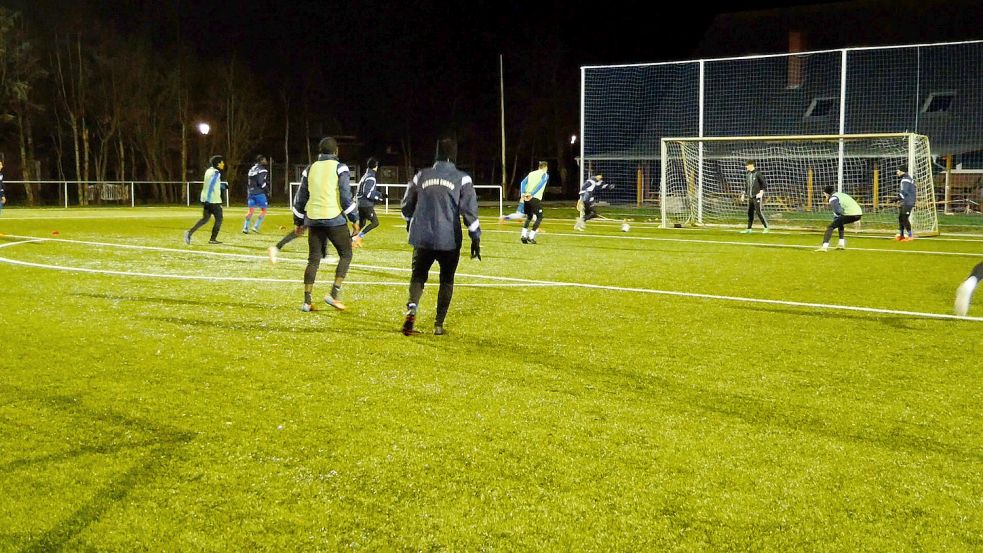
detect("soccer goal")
[659,133,938,235]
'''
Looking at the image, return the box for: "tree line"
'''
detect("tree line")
[0,6,581,205]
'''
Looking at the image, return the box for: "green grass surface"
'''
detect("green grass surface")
[0,207,981,551]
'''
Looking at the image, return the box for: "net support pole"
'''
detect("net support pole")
[872,165,879,210]
[806,167,814,211]
[659,139,668,228]
[944,155,953,215]
[186,182,191,207]
[64,183,68,208]
[697,60,705,225]
[131,182,135,208]
[837,49,847,192]
[498,185,503,218]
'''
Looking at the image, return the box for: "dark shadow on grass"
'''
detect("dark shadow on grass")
[456,331,983,465]
[730,303,924,331]
[74,291,269,310]
[147,314,351,334]
[0,387,194,552]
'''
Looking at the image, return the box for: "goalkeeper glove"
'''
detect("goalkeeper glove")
[470,237,481,260]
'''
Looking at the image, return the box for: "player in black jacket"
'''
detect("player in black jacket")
[400,138,481,335]
[353,157,386,248]
[740,160,769,233]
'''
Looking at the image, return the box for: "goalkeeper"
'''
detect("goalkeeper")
[400,138,481,336]
[816,185,862,251]
[895,166,916,241]
[574,173,612,231]
[740,160,769,233]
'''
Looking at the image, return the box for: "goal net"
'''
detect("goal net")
[659,133,938,235]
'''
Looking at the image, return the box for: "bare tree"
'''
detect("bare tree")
[52,33,91,205]
[0,9,48,204]
[220,58,268,198]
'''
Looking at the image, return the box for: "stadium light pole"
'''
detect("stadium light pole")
[499,54,506,190]
[197,122,210,172]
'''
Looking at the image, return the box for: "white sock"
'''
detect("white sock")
[529,231,537,239]
[521,228,528,238]
[838,238,846,248]
[820,243,829,250]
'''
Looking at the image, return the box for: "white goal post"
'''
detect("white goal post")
[659,133,938,235]
[289,182,504,218]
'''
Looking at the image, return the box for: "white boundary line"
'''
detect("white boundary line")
[0,235,980,322]
[485,229,983,258]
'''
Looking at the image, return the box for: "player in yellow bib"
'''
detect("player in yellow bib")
[816,185,862,251]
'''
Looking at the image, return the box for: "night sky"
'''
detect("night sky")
[9,0,919,180]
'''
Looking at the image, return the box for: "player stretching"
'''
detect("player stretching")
[816,185,862,251]
[574,173,611,231]
[739,160,768,233]
[242,155,270,234]
[353,157,386,248]
[955,262,983,316]
[293,137,360,311]
[519,161,548,244]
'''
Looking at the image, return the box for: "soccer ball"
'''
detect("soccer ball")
[621,222,630,232]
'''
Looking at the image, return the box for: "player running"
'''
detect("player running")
[352,157,386,248]
[519,161,548,244]
[242,154,270,234]
[184,155,227,245]
[955,261,983,316]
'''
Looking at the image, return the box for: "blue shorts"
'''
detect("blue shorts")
[247,194,268,209]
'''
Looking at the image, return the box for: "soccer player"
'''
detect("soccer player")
[353,157,386,247]
[895,166,916,241]
[293,137,359,312]
[184,155,227,245]
[574,173,612,231]
[816,185,862,251]
[0,154,6,216]
[400,137,481,336]
[740,160,768,233]
[954,261,983,316]
[519,160,548,244]
[242,154,270,234]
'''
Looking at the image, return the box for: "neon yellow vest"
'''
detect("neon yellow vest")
[524,169,548,200]
[306,159,342,219]
[833,192,862,216]
[200,167,222,203]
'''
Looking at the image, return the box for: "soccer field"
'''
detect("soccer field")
[0,207,980,550]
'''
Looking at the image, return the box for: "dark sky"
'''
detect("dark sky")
[13,0,851,167]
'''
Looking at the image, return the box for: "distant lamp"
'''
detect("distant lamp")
[198,122,210,135]
[570,134,577,145]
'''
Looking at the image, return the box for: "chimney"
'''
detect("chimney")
[787,30,804,89]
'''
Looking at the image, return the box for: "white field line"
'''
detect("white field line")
[0,235,980,322]
[485,229,983,257]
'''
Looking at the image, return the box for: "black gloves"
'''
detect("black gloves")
[470,237,481,260]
